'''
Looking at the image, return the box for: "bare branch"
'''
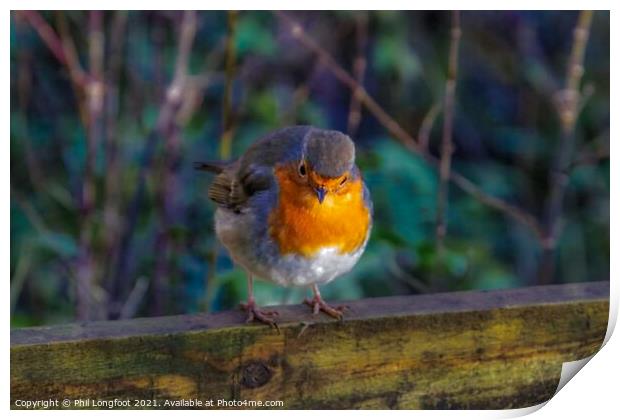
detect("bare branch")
[570,146,609,170]
[75,10,106,321]
[557,11,594,132]
[204,11,239,311]
[219,10,238,160]
[102,11,128,257]
[119,277,150,319]
[112,11,198,302]
[17,10,107,319]
[275,11,544,241]
[54,12,89,89]
[54,12,90,127]
[539,11,594,284]
[417,102,441,152]
[18,11,69,71]
[436,10,461,250]
[347,12,369,138]
[276,11,420,152]
[20,10,90,131]
[16,45,45,192]
[82,11,104,216]
[172,10,198,85]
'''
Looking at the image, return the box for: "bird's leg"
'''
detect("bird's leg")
[239,273,279,327]
[303,284,348,320]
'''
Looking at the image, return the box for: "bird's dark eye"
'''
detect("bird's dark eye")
[298,162,307,177]
[340,176,348,186]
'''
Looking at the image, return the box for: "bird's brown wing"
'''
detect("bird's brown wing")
[206,126,313,210]
[207,165,237,207]
[208,161,274,211]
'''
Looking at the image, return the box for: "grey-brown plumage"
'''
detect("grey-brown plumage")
[304,129,355,178]
[195,126,356,212]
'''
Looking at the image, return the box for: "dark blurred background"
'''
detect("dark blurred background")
[10,11,609,327]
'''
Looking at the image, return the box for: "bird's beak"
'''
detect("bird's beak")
[314,186,327,204]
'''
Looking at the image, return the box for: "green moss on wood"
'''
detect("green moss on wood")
[11,282,609,409]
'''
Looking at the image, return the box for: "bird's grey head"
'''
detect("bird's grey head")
[303,129,356,178]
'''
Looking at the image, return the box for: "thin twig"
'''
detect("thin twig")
[10,189,49,234]
[74,11,106,321]
[102,11,128,298]
[205,11,238,311]
[15,44,45,192]
[388,257,431,294]
[151,124,183,315]
[539,11,594,284]
[112,11,197,300]
[283,72,312,125]
[219,10,238,160]
[119,277,150,319]
[347,12,369,138]
[151,11,198,315]
[21,10,89,128]
[569,146,609,171]
[82,11,104,218]
[448,171,542,239]
[23,11,106,320]
[417,102,441,152]
[54,12,90,123]
[10,244,34,315]
[275,11,545,241]
[517,22,560,98]
[436,10,461,250]
[276,12,419,151]
[173,11,198,85]
[11,189,81,313]
[558,12,594,132]
[19,11,71,74]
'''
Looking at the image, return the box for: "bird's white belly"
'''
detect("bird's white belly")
[214,208,367,287]
[266,245,365,287]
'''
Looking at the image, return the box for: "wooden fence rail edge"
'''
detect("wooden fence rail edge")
[11,281,609,409]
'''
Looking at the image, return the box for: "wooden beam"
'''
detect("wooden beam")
[11,281,609,409]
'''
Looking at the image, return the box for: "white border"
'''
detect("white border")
[4,4,616,419]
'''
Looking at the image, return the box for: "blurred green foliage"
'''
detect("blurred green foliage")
[10,11,609,327]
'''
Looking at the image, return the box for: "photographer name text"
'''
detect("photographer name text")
[14,398,284,409]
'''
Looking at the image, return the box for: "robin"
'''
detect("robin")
[195,126,372,326]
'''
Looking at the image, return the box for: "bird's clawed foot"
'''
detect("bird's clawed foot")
[303,296,348,320]
[240,299,279,329]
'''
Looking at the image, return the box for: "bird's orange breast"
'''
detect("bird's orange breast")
[269,166,371,257]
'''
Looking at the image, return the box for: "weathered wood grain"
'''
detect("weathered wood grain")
[11,281,609,409]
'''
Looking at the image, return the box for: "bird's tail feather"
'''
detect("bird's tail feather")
[193,160,227,174]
